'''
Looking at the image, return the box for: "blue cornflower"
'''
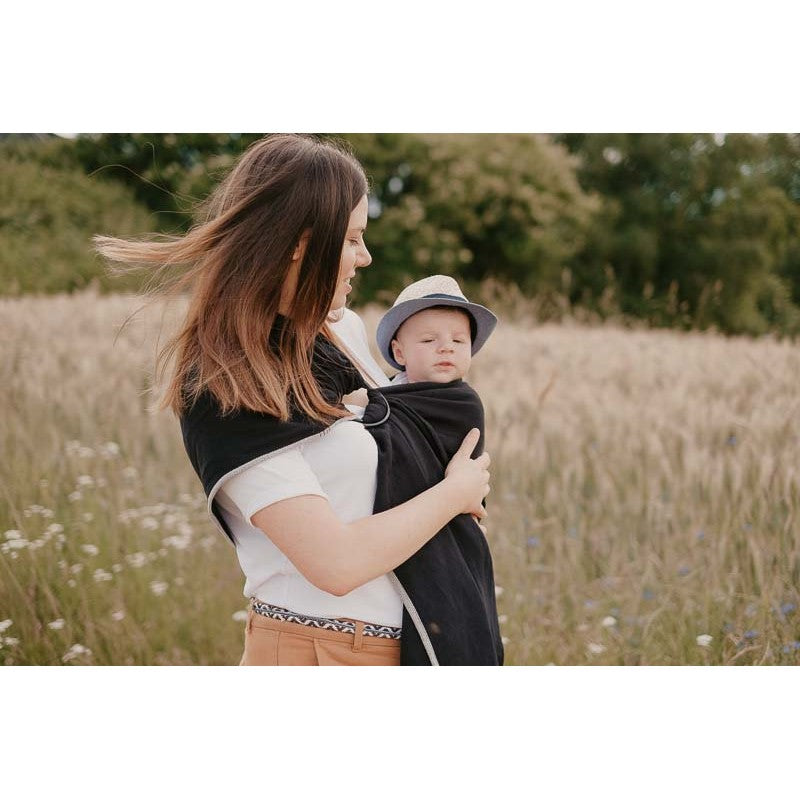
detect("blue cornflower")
[743,629,759,641]
[526,536,540,548]
[726,434,737,446]
[677,566,691,577]
[584,600,595,609]
[642,588,655,601]
[695,530,706,542]
[780,602,796,616]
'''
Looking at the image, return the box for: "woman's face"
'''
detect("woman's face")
[331,194,371,312]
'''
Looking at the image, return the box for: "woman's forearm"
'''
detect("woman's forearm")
[332,477,466,594]
[250,429,488,597]
[251,475,469,597]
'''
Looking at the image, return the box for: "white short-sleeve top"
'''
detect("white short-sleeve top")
[215,309,404,627]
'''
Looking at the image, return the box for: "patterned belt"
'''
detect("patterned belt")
[250,599,402,640]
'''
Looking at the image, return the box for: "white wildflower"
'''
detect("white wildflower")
[495,586,504,598]
[69,563,83,575]
[5,538,29,550]
[41,508,54,519]
[157,548,168,557]
[62,643,92,663]
[4,637,20,647]
[501,636,510,646]
[126,552,147,568]
[111,610,125,621]
[99,441,121,459]
[199,536,216,550]
[46,523,64,536]
[602,616,617,628]
[93,569,113,582]
[81,544,99,557]
[111,563,123,573]
[82,513,94,523]
[48,619,66,630]
[77,446,95,459]
[696,634,713,647]
[121,466,138,480]
[67,579,76,588]
[0,620,13,633]
[586,642,606,655]
[65,440,82,455]
[150,580,168,596]
[140,516,159,531]
[4,530,23,540]
[498,614,508,624]
[162,535,190,550]
[68,491,82,502]
[77,475,94,488]
[232,610,248,622]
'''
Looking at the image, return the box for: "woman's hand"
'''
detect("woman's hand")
[444,428,491,519]
[471,514,488,537]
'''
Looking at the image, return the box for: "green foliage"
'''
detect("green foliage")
[0,147,156,294]
[5,132,800,336]
[69,133,262,231]
[558,133,800,335]
[341,133,598,305]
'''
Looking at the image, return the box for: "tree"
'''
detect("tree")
[558,133,800,334]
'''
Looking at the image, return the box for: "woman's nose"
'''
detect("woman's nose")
[357,245,372,268]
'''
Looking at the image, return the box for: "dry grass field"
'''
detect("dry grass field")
[1,291,798,665]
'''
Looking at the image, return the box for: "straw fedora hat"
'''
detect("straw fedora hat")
[376,275,497,370]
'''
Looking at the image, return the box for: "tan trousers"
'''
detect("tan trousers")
[239,609,402,666]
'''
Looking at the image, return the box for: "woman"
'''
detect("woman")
[95,133,490,666]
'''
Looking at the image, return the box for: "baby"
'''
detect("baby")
[375,274,497,385]
[366,274,503,664]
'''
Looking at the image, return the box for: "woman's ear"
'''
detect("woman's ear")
[390,338,406,366]
[292,229,312,262]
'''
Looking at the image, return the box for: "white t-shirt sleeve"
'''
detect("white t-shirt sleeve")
[219,447,329,524]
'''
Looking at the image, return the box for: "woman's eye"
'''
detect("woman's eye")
[349,239,360,246]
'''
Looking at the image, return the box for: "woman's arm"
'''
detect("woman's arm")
[250,428,490,596]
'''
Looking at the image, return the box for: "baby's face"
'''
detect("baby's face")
[391,307,472,383]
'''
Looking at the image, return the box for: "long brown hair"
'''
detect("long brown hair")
[94,134,368,423]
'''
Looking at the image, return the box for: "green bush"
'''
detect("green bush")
[0,153,156,295]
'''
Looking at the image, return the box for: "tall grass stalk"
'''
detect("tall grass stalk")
[1,291,798,665]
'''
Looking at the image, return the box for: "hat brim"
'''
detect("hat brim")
[376,296,498,370]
